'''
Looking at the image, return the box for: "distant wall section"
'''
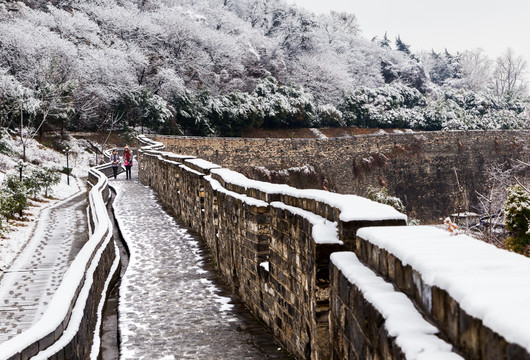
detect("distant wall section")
[156,130,530,222]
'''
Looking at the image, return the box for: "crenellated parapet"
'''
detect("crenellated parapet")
[330,227,530,360]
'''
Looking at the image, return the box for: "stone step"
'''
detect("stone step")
[330,251,463,360]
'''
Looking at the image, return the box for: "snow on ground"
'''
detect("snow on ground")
[0,185,88,347]
[0,174,84,271]
[0,133,94,272]
[111,171,282,359]
[0,132,94,177]
[357,225,530,352]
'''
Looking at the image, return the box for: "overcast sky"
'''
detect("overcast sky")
[289,0,530,65]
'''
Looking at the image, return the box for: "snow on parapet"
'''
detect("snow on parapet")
[160,152,194,161]
[357,226,530,352]
[206,176,268,208]
[331,252,463,360]
[211,168,407,222]
[137,135,164,151]
[185,158,222,172]
[180,164,205,177]
[271,202,342,245]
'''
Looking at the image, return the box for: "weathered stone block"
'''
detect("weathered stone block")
[479,325,507,360]
[20,342,38,359]
[458,309,482,358]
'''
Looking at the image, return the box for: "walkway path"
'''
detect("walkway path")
[0,179,88,343]
[111,167,289,359]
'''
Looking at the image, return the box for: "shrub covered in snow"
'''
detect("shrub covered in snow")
[313,104,345,127]
[366,186,406,213]
[504,185,530,256]
[172,77,317,136]
[0,174,28,219]
[338,85,528,131]
[32,167,61,197]
[0,165,62,220]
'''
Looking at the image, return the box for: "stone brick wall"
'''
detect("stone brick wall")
[137,138,406,360]
[268,203,343,359]
[138,135,530,360]
[156,130,530,222]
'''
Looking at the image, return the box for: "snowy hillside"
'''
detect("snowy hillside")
[0,0,528,137]
[0,131,95,270]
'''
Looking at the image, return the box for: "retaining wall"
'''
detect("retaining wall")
[137,136,407,359]
[156,130,530,222]
[0,165,119,360]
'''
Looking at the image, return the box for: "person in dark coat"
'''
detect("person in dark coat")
[123,145,133,180]
[110,149,120,179]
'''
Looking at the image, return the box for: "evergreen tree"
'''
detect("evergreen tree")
[504,185,530,256]
[379,32,391,49]
[395,35,411,55]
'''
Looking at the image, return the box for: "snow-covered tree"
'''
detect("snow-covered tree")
[0,0,527,136]
[504,184,530,256]
[447,49,492,92]
[421,50,460,86]
[493,48,528,97]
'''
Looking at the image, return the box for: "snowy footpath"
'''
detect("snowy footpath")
[0,176,88,343]
[111,167,287,359]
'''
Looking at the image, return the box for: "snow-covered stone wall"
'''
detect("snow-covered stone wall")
[137,135,406,359]
[156,130,529,222]
[0,166,118,360]
[329,227,530,359]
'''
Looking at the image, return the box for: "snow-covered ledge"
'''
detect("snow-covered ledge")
[137,134,164,153]
[330,251,463,360]
[355,226,530,359]
[0,164,119,360]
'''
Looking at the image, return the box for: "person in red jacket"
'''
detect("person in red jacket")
[123,145,133,180]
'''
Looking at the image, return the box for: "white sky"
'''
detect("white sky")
[289,0,530,65]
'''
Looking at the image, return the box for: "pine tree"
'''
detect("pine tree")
[395,35,411,55]
[379,32,391,49]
